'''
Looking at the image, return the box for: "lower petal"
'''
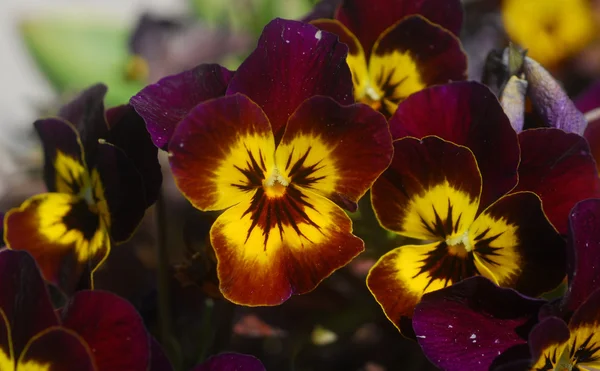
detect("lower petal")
[4,193,110,293]
[367,242,473,329]
[210,188,364,306]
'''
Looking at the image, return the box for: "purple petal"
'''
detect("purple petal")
[528,316,570,362]
[413,276,546,371]
[226,18,353,142]
[130,63,233,150]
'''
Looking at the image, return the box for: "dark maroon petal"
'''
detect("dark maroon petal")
[513,128,600,235]
[569,287,600,329]
[95,142,147,243]
[0,249,58,356]
[564,199,600,312]
[528,317,570,362]
[584,121,600,174]
[226,18,353,142]
[20,327,96,370]
[149,337,173,371]
[105,104,162,207]
[413,276,545,371]
[61,290,150,371]
[130,63,233,150]
[389,81,519,210]
[58,84,109,161]
[34,118,85,193]
[192,353,266,371]
[336,0,463,55]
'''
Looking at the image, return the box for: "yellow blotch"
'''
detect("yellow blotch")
[366,50,425,115]
[211,133,276,210]
[531,324,600,370]
[16,360,51,371]
[502,0,597,67]
[391,243,454,296]
[54,151,87,195]
[347,51,370,105]
[275,133,339,197]
[401,181,479,241]
[469,211,521,287]
[35,193,109,263]
[90,169,111,230]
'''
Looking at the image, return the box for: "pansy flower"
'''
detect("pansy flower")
[4,84,161,293]
[366,81,572,333]
[411,198,600,371]
[502,0,597,68]
[134,19,393,306]
[0,249,151,370]
[311,0,467,116]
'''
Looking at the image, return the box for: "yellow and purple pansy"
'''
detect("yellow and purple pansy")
[3,85,161,293]
[366,81,600,334]
[412,199,600,371]
[132,18,394,306]
[311,0,467,116]
[0,249,151,370]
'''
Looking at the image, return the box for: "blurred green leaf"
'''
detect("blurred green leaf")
[21,15,145,107]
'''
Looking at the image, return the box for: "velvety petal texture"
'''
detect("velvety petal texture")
[61,290,151,371]
[389,82,519,210]
[413,277,546,371]
[514,128,600,235]
[336,0,463,55]
[131,63,233,149]
[226,18,354,141]
[192,353,265,371]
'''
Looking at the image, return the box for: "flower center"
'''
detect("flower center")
[263,167,290,198]
[445,230,473,256]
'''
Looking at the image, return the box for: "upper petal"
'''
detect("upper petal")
[226,18,353,141]
[130,63,233,150]
[192,353,265,371]
[471,192,566,297]
[564,199,600,312]
[389,82,519,210]
[61,290,151,371]
[336,0,463,55]
[413,276,546,371]
[371,136,481,241]
[168,94,275,211]
[34,118,87,195]
[0,250,58,357]
[276,96,392,211]
[366,15,467,117]
[513,128,600,235]
[105,104,162,208]
[211,186,364,306]
[4,193,110,293]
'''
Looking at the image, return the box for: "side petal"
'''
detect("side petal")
[61,290,150,371]
[94,142,147,244]
[276,97,392,211]
[34,118,87,195]
[336,0,463,55]
[211,186,364,306]
[389,81,519,210]
[192,353,265,371]
[0,250,58,357]
[169,94,275,211]
[471,192,566,297]
[371,136,481,241]
[4,193,110,292]
[310,19,370,103]
[226,18,353,141]
[105,104,162,207]
[564,199,600,312]
[513,128,600,235]
[57,84,108,160]
[367,15,467,117]
[18,327,96,371]
[130,63,233,149]
[367,242,474,329]
[413,276,546,371]
[528,317,571,370]
[566,288,600,364]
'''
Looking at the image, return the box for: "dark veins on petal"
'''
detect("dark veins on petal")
[61,199,101,241]
[374,70,408,116]
[284,146,327,189]
[231,147,268,192]
[413,198,505,292]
